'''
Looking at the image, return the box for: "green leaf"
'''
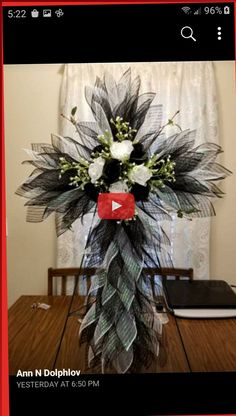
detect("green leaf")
[177,209,183,218]
[71,106,77,116]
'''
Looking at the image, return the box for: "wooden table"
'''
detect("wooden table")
[8,295,236,375]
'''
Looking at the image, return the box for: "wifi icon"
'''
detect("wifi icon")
[181,6,192,14]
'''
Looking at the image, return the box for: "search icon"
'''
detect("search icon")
[181,26,197,42]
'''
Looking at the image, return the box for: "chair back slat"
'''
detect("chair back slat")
[61,277,66,295]
[47,267,96,295]
[143,267,193,280]
[48,267,193,295]
[143,267,193,299]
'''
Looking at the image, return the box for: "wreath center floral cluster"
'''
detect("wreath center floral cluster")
[58,114,176,205]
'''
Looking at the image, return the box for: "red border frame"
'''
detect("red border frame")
[1,0,235,4]
[0,3,9,415]
[0,1,235,416]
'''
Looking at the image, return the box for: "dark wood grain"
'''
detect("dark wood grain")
[177,318,236,372]
[9,295,236,375]
[55,311,190,373]
[48,267,96,295]
[8,296,72,375]
[54,314,87,372]
[155,314,190,372]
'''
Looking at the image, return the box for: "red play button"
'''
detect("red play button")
[98,193,135,220]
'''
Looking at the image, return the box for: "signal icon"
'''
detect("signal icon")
[181,7,192,14]
[194,7,202,15]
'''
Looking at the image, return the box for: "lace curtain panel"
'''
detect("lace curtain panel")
[57,62,219,293]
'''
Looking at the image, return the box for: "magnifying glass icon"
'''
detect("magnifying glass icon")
[181,26,197,42]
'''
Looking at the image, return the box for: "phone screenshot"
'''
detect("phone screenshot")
[1,1,236,415]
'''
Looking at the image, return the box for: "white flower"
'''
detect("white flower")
[110,140,134,161]
[128,164,152,186]
[88,157,105,183]
[109,181,129,193]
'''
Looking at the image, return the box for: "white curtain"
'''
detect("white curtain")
[57,62,219,292]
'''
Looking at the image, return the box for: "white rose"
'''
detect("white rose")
[109,181,129,193]
[110,140,134,161]
[128,164,152,186]
[88,157,105,183]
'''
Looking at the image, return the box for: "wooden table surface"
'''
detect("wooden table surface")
[8,295,236,375]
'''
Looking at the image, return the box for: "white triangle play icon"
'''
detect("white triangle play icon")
[112,200,122,211]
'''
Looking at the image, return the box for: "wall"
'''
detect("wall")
[210,62,236,282]
[4,62,236,307]
[4,65,62,306]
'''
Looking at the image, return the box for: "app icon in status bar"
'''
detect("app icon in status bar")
[55,9,64,18]
[43,10,52,18]
[31,9,39,18]
[30,9,64,18]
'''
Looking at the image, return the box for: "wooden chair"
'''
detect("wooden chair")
[143,267,194,280]
[48,266,193,296]
[47,267,96,295]
[143,267,194,300]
